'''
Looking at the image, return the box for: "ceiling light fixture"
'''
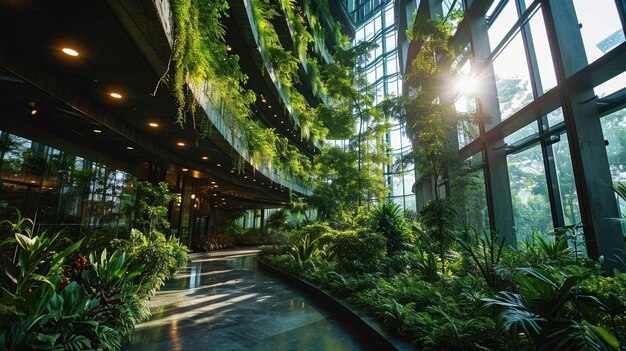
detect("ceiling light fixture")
[28,102,37,116]
[182,168,188,172]
[126,146,134,150]
[62,48,79,56]
[177,142,185,147]
[217,163,222,167]
[148,122,159,128]
[202,156,208,160]
[109,92,122,99]
[93,129,102,133]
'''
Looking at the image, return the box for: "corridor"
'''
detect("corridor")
[124,248,369,351]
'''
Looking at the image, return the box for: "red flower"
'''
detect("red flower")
[59,277,70,291]
[73,256,92,271]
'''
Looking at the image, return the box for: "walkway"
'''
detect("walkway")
[124,248,369,351]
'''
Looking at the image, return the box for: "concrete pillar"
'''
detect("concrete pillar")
[467,6,516,243]
[543,0,625,270]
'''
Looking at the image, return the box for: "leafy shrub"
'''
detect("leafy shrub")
[329,229,386,273]
[455,226,505,290]
[419,198,457,274]
[484,267,620,350]
[290,233,321,262]
[0,211,188,351]
[113,229,187,295]
[372,202,410,256]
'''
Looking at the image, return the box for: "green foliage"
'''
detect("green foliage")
[265,209,289,231]
[484,267,620,350]
[289,233,320,262]
[114,229,189,295]
[328,229,386,273]
[373,202,410,257]
[0,210,188,351]
[169,0,314,182]
[455,226,505,290]
[128,181,175,236]
[419,198,457,275]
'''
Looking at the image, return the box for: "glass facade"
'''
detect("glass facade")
[396,0,626,260]
[0,130,136,239]
[352,0,416,210]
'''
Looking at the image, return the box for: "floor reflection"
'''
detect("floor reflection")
[123,248,368,351]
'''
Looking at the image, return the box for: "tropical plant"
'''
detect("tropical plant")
[289,233,320,262]
[419,198,457,275]
[483,267,619,350]
[455,225,505,290]
[373,202,409,257]
[521,231,575,264]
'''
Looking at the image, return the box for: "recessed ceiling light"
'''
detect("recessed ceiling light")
[30,109,38,116]
[213,184,218,187]
[221,198,225,200]
[109,92,122,99]
[281,121,284,124]
[177,142,185,146]
[230,170,235,173]
[126,146,134,150]
[93,129,102,133]
[253,179,256,182]
[268,105,272,109]
[211,181,216,184]
[62,48,79,56]
[148,122,159,128]
[182,168,188,172]
[273,114,277,117]
[217,163,222,167]
[213,194,217,196]
[202,156,208,160]
[244,175,248,179]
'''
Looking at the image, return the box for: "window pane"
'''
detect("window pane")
[508,144,553,241]
[601,106,626,235]
[528,7,557,93]
[455,153,489,231]
[493,33,534,120]
[488,0,518,50]
[504,120,538,145]
[595,71,626,98]
[551,133,581,226]
[391,173,404,196]
[573,0,625,65]
[547,107,564,127]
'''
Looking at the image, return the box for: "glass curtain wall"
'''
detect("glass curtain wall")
[351,0,416,210]
[440,0,626,256]
[0,130,137,239]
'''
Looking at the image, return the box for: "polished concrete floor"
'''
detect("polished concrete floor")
[124,248,369,351]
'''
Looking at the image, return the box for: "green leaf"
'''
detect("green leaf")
[49,239,83,272]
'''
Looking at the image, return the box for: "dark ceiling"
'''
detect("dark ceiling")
[0,0,302,210]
